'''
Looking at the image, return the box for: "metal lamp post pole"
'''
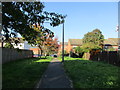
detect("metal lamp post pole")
[62,22,64,62]
[118,2,120,51]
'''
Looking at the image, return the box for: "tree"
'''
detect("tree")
[74,46,84,55]
[2,2,66,44]
[82,29,104,52]
[81,43,102,52]
[42,37,59,57]
[83,29,104,46]
[31,24,59,58]
[49,37,59,54]
[40,30,55,57]
[31,24,54,58]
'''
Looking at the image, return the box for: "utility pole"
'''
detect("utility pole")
[118,1,120,51]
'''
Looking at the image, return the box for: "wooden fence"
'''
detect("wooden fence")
[83,51,120,66]
[2,47,33,64]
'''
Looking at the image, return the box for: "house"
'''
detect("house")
[0,37,41,56]
[67,39,83,53]
[58,39,83,54]
[0,38,33,50]
[30,48,41,57]
[58,38,119,54]
[103,38,120,50]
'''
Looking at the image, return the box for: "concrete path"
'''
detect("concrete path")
[35,58,73,88]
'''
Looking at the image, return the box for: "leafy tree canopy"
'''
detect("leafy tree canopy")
[2,2,66,44]
[83,29,104,46]
[82,29,104,52]
[81,43,102,52]
[43,37,59,56]
[74,46,84,54]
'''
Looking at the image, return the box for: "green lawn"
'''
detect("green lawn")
[58,56,85,61]
[2,56,53,88]
[63,57,120,88]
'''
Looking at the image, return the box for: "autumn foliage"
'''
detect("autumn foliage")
[32,24,59,56]
[43,37,59,56]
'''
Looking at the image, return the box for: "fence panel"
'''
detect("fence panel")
[2,48,33,64]
[109,51,117,65]
[90,51,120,66]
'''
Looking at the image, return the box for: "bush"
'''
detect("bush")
[73,47,84,58]
[81,43,102,53]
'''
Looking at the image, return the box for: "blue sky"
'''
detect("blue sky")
[43,2,118,42]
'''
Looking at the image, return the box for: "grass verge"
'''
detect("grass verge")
[2,56,53,88]
[58,56,85,61]
[63,57,120,88]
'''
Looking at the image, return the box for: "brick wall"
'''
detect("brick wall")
[67,41,72,53]
[30,48,40,55]
[58,44,69,55]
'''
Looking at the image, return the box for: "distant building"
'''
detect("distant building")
[103,38,119,50]
[0,38,33,50]
[0,37,42,57]
[67,39,83,53]
[30,48,41,57]
[58,38,119,54]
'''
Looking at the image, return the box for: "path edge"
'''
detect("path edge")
[61,62,74,88]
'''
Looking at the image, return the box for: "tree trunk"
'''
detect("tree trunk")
[40,49,43,59]
[38,46,43,59]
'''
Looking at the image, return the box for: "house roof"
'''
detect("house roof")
[68,38,119,46]
[69,39,82,46]
[104,38,120,45]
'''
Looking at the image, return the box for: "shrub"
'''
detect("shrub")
[74,46,84,58]
[81,43,102,53]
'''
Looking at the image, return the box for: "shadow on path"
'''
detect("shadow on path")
[35,58,72,88]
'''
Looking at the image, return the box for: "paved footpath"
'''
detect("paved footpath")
[35,58,73,88]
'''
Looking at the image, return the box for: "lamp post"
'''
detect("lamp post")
[62,21,64,62]
[118,25,120,51]
[117,26,120,51]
